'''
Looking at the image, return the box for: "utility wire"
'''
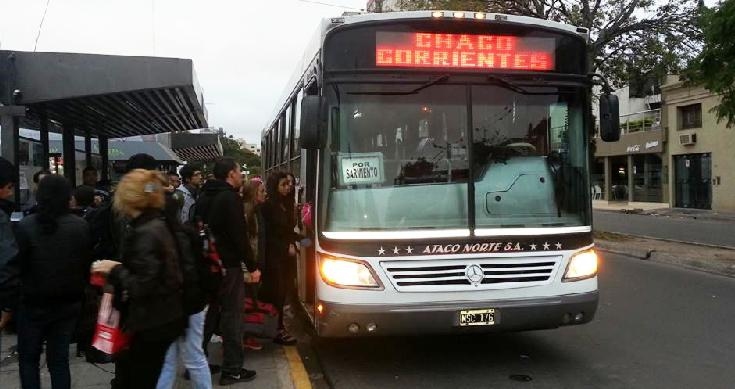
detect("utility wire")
[33,0,52,52]
[296,0,363,11]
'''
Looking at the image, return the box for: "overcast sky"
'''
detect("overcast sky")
[0,0,367,143]
[1,0,720,144]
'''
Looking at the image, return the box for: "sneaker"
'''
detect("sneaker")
[219,368,257,386]
[273,330,297,346]
[183,364,220,380]
[243,337,263,351]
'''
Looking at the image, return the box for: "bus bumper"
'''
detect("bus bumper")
[316,291,598,337]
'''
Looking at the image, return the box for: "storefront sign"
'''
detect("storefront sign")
[594,129,664,157]
[626,145,641,153]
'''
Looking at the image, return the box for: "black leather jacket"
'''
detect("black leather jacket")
[108,210,184,336]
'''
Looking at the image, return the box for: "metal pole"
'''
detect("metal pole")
[62,123,77,187]
[40,112,50,171]
[627,154,634,203]
[0,106,25,207]
[84,128,92,167]
[99,135,109,182]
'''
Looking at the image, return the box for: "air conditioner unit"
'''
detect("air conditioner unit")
[679,133,697,146]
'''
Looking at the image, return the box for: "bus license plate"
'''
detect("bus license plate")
[459,309,496,326]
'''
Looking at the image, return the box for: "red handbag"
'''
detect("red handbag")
[91,292,130,357]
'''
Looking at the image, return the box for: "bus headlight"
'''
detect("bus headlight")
[320,256,381,289]
[563,249,598,281]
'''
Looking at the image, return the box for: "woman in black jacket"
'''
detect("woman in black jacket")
[11,175,91,389]
[92,169,185,389]
[261,172,299,345]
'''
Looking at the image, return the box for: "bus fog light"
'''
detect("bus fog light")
[574,312,584,322]
[320,256,380,288]
[366,323,377,332]
[563,249,598,281]
[348,323,360,334]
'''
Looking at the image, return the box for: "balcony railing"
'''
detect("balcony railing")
[620,109,661,134]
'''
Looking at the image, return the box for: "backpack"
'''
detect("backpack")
[169,225,209,315]
[191,189,226,282]
[86,202,126,261]
[196,222,225,281]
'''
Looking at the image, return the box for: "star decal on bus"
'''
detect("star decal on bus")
[543,242,550,250]
[406,246,414,254]
[393,246,401,254]
[378,247,386,255]
[555,242,562,249]
[529,244,537,250]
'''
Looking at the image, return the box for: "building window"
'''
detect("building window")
[678,104,702,130]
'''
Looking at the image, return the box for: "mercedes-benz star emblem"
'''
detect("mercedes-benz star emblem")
[465,264,484,285]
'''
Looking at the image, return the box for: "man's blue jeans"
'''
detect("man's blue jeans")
[156,309,212,389]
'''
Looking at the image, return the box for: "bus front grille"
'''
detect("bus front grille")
[380,257,561,291]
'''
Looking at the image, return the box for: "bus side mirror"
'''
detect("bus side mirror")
[599,94,620,142]
[300,95,325,149]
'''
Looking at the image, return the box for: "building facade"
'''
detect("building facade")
[661,75,735,212]
[366,0,402,12]
[592,87,666,203]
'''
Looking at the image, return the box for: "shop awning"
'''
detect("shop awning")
[1,50,208,137]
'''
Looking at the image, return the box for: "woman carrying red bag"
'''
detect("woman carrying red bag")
[92,169,185,389]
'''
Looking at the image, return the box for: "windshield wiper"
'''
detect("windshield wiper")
[486,75,575,95]
[347,74,450,95]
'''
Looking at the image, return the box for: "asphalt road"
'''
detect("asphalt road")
[593,210,735,248]
[307,253,735,389]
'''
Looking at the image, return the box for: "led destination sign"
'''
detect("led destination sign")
[375,32,555,70]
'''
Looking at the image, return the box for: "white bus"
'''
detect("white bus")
[262,10,620,337]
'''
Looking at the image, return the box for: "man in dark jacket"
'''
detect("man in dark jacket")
[0,157,19,340]
[195,157,259,385]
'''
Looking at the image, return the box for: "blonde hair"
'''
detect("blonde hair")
[113,169,167,217]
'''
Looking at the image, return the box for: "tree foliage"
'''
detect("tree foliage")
[220,135,262,176]
[396,0,702,92]
[686,0,735,127]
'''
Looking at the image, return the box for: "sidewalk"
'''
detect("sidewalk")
[592,200,669,212]
[0,334,297,389]
[592,200,735,223]
[595,232,735,278]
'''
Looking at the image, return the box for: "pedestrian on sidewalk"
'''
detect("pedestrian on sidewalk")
[92,169,185,389]
[175,164,202,225]
[241,177,268,351]
[195,157,259,385]
[261,172,299,345]
[0,157,19,356]
[156,193,213,389]
[7,175,91,389]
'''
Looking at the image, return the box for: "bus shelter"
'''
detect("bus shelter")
[0,50,207,203]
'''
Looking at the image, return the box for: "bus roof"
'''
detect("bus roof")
[262,11,588,137]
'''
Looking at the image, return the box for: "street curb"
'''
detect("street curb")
[596,245,735,279]
[284,345,313,389]
[597,231,735,251]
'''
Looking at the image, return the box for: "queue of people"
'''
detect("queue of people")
[0,155,304,389]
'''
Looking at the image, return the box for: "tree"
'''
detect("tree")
[686,0,735,127]
[220,135,262,177]
[397,0,486,11]
[397,0,703,90]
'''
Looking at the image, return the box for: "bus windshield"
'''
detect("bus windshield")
[323,81,590,232]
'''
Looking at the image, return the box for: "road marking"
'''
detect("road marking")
[284,345,312,389]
